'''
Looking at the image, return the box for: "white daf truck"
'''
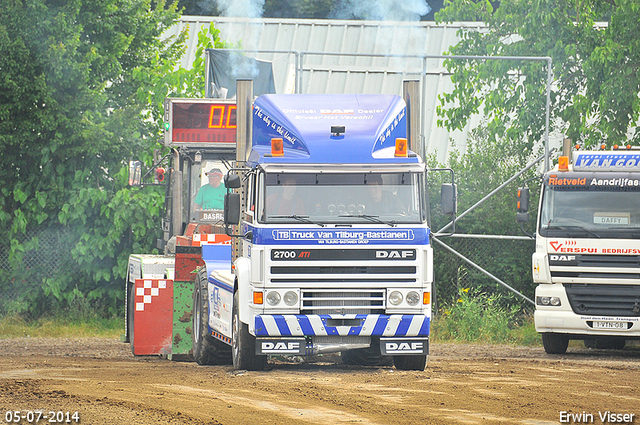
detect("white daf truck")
[519,146,640,353]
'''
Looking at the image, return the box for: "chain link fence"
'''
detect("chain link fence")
[0,227,535,319]
[432,235,536,315]
[0,226,80,318]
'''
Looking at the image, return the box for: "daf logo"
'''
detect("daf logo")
[550,255,576,262]
[385,342,423,352]
[261,342,300,351]
[376,250,415,259]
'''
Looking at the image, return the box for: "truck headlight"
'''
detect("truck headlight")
[536,296,561,306]
[283,291,298,306]
[389,291,403,306]
[266,291,281,306]
[406,291,420,306]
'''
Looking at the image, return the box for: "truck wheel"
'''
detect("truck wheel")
[541,333,569,354]
[393,355,427,371]
[232,291,267,371]
[192,269,232,365]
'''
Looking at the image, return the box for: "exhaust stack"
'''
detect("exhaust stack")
[403,80,421,158]
[236,79,253,163]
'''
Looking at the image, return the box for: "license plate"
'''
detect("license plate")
[592,321,626,330]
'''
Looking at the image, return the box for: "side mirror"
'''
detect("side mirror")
[516,212,530,223]
[225,173,241,189]
[440,183,457,216]
[517,187,529,213]
[128,160,142,187]
[224,193,241,226]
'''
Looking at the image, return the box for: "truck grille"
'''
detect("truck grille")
[268,248,420,314]
[301,289,385,315]
[550,254,640,280]
[564,283,640,317]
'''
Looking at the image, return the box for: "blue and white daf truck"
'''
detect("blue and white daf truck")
[190,80,456,370]
[520,146,640,353]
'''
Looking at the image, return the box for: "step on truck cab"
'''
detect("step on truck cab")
[194,80,456,370]
[518,145,640,353]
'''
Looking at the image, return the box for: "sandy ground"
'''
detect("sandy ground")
[1,338,639,424]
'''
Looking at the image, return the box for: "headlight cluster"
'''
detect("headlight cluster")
[536,296,561,306]
[388,290,421,307]
[266,290,299,307]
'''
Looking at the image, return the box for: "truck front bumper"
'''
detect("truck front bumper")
[254,314,430,337]
[535,285,640,336]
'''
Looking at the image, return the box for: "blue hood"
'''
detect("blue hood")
[247,94,418,166]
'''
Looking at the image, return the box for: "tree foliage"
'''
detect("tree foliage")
[436,0,640,148]
[0,0,186,317]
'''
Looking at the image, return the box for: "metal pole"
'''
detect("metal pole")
[299,51,304,94]
[432,237,535,305]
[436,150,548,235]
[544,58,553,172]
[204,49,212,98]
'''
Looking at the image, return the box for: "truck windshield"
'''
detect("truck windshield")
[259,172,425,225]
[539,181,640,239]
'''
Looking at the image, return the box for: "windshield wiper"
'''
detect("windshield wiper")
[339,213,397,227]
[550,225,601,239]
[270,215,325,227]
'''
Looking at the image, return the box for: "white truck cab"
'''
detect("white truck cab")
[524,148,640,353]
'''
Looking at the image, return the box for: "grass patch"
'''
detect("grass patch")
[0,315,123,338]
[432,288,541,346]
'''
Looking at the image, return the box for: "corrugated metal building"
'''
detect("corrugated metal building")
[167,16,490,162]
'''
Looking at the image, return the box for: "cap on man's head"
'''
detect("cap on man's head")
[206,168,223,177]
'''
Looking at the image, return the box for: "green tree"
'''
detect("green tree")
[431,0,640,308]
[436,0,640,149]
[0,0,184,317]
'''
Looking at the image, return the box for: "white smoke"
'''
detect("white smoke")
[215,0,265,19]
[332,0,431,61]
[333,0,431,22]
[213,0,266,81]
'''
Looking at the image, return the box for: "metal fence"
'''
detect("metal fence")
[0,225,535,319]
[432,235,536,315]
[1,226,537,312]
[0,226,80,317]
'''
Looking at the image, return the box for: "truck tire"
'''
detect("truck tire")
[232,291,267,371]
[541,332,569,354]
[393,355,427,371]
[192,269,232,365]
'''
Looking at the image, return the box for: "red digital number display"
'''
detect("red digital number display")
[172,103,237,143]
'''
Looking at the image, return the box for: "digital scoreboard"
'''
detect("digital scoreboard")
[164,98,237,148]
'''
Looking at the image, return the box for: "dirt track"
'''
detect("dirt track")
[1,338,639,425]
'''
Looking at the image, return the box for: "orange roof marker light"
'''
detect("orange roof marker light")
[558,155,569,172]
[395,137,408,157]
[271,138,284,156]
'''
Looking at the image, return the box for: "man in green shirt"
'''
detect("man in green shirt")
[194,168,226,210]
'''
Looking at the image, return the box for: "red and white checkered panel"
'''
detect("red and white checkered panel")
[133,279,173,356]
